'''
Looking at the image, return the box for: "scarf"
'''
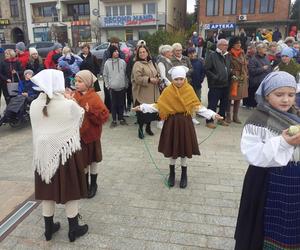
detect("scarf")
[230,48,242,58]
[30,93,84,184]
[245,103,300,134]
[156,79,201,120]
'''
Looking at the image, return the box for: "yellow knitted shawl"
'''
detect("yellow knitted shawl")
[156,80,201,120]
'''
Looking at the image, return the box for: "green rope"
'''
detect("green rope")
[141,124,218,188]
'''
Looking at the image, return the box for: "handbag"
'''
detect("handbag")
[230,80,238,97]
[7,72,20,96]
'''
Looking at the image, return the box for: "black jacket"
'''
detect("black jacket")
[205,50,230,88]
[79,52,100,76]
[26,58,44,74]
[248,54,271,88]
[0,59,23,83]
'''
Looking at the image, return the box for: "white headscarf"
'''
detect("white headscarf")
[168,66,189,80]
[31,69,65,99]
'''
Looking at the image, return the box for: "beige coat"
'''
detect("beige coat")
[131,60,160,104]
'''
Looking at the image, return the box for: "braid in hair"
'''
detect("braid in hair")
[42,95,51,117]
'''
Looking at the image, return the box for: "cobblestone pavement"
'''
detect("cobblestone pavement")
[0,81,251,249]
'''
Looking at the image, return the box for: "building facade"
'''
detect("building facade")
[198,0,291,38]
[99,0,186,42]
[25,0,186,46]
[0,0,27,44]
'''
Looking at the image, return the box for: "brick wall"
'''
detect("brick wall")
[199,0,290,24]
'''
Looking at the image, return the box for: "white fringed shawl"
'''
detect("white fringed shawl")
[30,93,84,184]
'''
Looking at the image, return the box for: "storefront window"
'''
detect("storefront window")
[107,30,125,41]
[33,27,50,42]
[72,25,91,47]
[125,30,133,41]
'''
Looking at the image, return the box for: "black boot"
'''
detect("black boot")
[168,165,175,187]
[68,214,88,242]
[138,124,144,139]
[85,173,90,192]
[88,174,98,198]
[145,123,154,136]
[180,166,187,188]
[44,216,60,241]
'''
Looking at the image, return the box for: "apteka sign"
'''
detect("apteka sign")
[102,14,156,27]
[204,23,236,30]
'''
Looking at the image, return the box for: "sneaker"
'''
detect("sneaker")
[110,121,117,128]
[119,119,128,125]
[206,123,216,129]
[192,118,200,125]
[123,111,130,117]
[217,120,229,126]
[157,120,164,129]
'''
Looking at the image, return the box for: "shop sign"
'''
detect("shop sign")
[204,23,235,30]
[0,19,9,25]
[102,14,156,27]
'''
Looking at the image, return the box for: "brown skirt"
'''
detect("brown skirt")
[35,151,88,204]
[158,113,200,159]
[81,139,102,166]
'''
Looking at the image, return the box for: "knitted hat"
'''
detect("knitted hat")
[281,47,294,58]
[168,66,189,80]
[24,69,34,76]
[137,40,146,47]
[75,70,97,88]
[29,47,38,56]
[16,42,26,52]
[109,46,119,58]
[187,47,196,54]
[255,71,297,104]
[53,42,63,50]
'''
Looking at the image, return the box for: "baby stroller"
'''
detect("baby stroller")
[0,82,30,128]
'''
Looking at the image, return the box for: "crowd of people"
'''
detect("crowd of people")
[1,28,300,248]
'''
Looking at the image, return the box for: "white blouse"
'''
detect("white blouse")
[240,124,300,168]
[139,103,216,120]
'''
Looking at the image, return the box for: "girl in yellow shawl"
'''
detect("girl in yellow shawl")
[133,66,223,188]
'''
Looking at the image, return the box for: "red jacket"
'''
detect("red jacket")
[44,50,59,69]
[74,89,109,144]
[17,51,30,69]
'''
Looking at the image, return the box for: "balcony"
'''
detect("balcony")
[32,16,58,23]
[62,15,90,22]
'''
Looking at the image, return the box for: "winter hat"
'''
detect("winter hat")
[168,66,189,80]
[137,40,146,47]
[109,46,119,57]
[31,69,65,99]
[16,42,26,52]
[255,71,297,104]
[281,47,294,58]
[187,47,196,54]
[75,70,97,88]
[53,42,63,50]
[24,69,34,76]
[29,47,38,56]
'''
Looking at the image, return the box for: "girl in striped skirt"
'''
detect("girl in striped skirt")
[235,71,300,249]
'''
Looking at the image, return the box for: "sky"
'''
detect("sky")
[187,0,196,13]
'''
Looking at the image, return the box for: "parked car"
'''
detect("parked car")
[90,42,133,63]
[27,42,56,59]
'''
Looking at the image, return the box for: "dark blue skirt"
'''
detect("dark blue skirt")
[263,162,300,249]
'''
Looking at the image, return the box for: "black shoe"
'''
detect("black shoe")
[120,119,128,125]
[110,121,117,128]
[44,216,60,241]
[180,166,187,188]
[68,214,88,242]
[138,126,144,139]
[168,165,175,187]
[145,124,154,136]
[88,174,98,198]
